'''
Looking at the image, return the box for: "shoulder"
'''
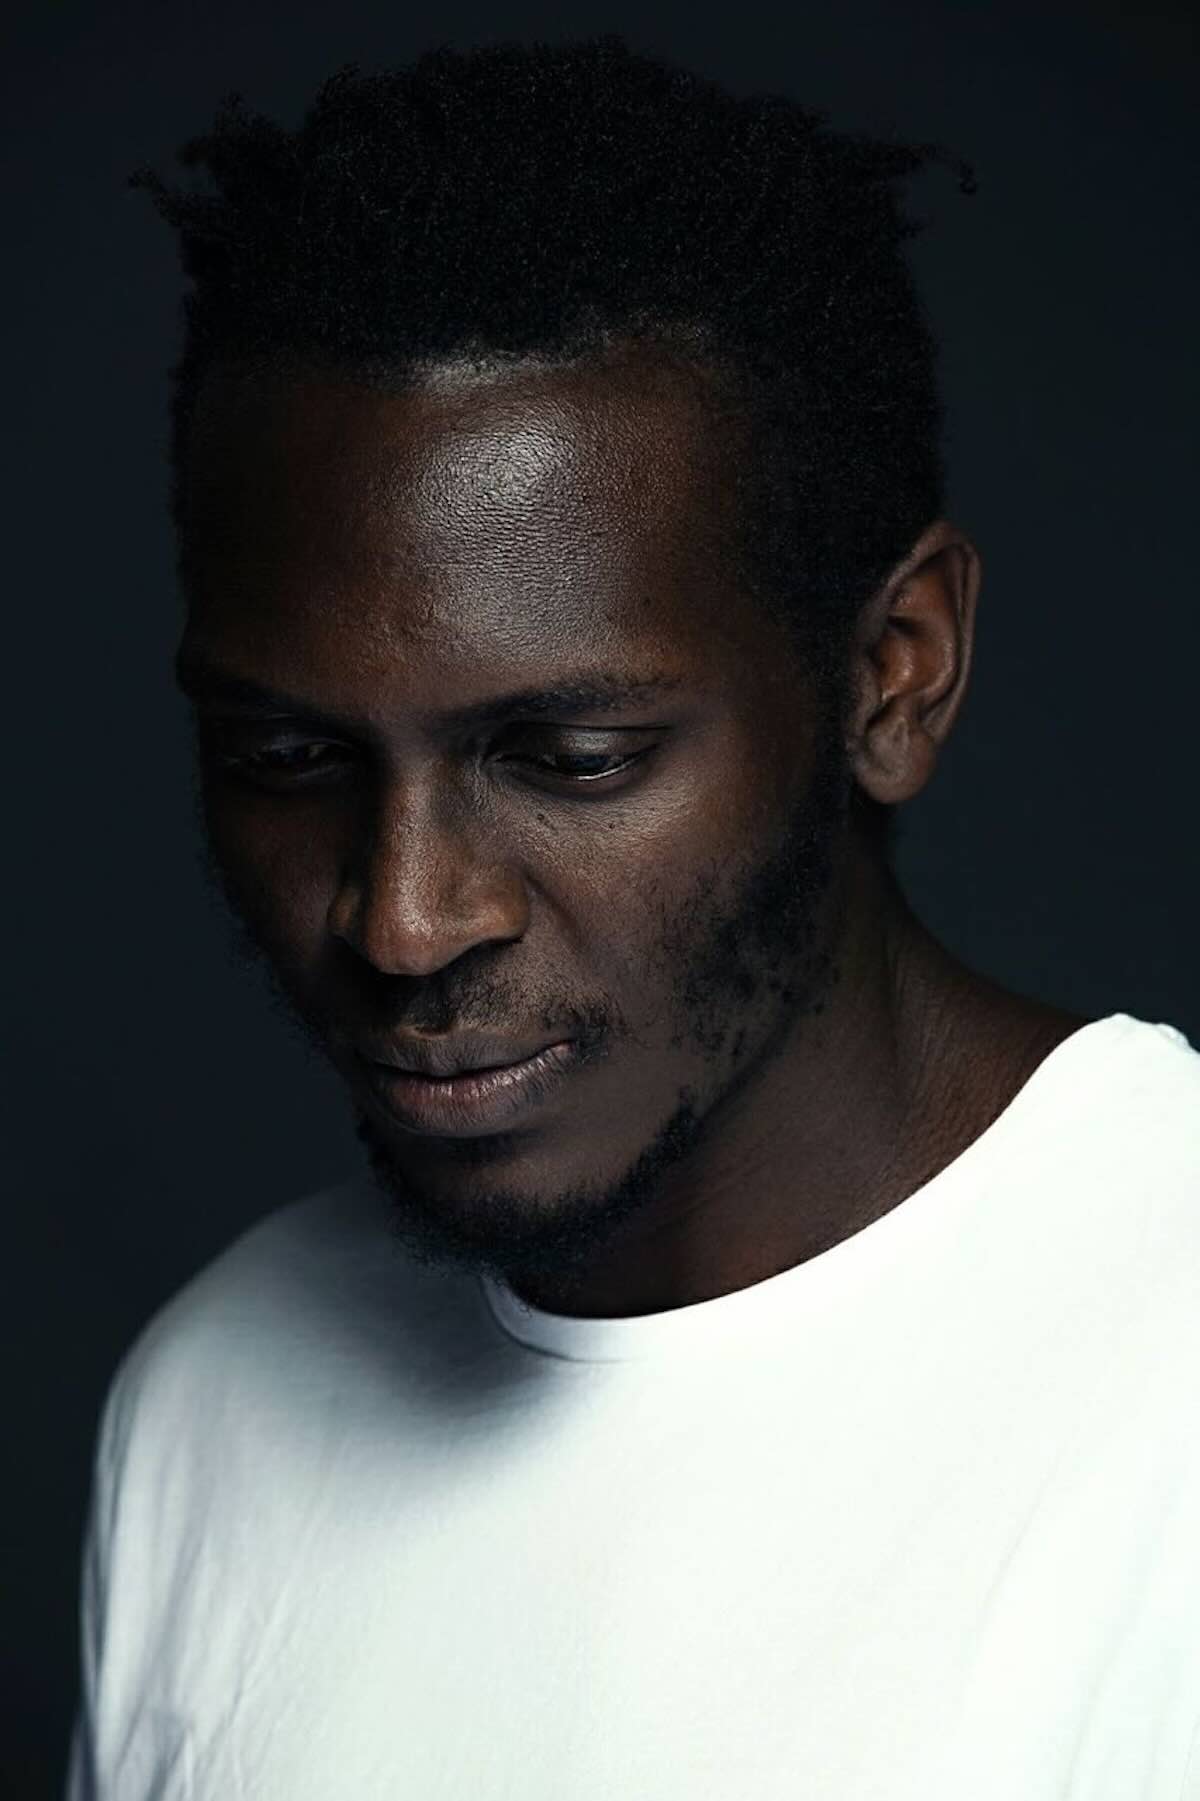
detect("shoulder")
[1033,1011,1200,1159]
[1019,1012,1200,1354]
[995,1011,1200,1235]
[95,1175,493,1481]
[961,1000,1200,1162]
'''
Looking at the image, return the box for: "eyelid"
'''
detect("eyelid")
[196,725,664,787]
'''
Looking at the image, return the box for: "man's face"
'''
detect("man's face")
[177,349,855,1302]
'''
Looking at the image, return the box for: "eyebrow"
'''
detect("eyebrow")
[173,651,686,733]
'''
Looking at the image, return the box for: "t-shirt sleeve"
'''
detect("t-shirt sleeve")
[64,1363,128,1801]
[1182,1707,1200,1801]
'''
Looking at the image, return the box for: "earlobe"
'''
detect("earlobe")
[844,524,980,809]
[851,702,940,807]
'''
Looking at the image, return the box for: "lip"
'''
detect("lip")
[358,1029,568,1080]
[355,1039,583,1138]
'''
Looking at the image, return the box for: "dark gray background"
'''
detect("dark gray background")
[5,0,1197,1792]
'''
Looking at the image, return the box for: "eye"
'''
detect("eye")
[200,734,655,791]
[206,742,348,783]
[515,748,650,784]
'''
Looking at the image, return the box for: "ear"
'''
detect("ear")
[845,520,981,807]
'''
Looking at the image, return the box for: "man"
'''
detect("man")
[68,36,1200,1799]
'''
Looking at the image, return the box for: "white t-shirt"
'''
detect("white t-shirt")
[67,1013,1200,1800]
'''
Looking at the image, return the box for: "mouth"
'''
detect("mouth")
[354,1039,583,1139]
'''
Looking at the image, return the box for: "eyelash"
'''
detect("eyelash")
[206,743,650,789]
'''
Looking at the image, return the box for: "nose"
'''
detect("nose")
[326,779,529,977]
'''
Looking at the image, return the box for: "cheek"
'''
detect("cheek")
[202,790,340,950]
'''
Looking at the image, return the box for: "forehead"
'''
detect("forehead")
[179,351,760,707]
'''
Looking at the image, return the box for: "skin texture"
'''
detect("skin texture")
[176,346,1087,1318]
